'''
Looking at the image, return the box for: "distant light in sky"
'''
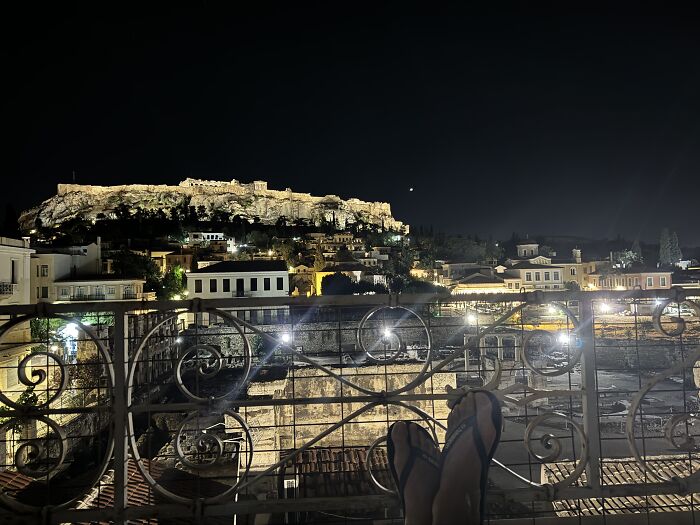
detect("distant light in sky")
[409,187,414,192]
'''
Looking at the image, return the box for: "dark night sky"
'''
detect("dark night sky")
[4,8,700,243]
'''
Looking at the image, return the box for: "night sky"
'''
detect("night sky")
[4,8,700,243]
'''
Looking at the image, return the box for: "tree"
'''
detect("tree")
[313,244,326,271]
[321,273,356,295]
[631,239,643,263]
[539,245,555,257]
[160,266,186,299]
[613,249,641,269]
[670,231,683,263]
[659,228,673,267]
[112,250,161,291]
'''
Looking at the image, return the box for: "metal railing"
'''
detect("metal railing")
[0,282,17,296]
[69,293,106,301]
[0,289,699,524]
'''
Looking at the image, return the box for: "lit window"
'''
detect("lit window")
[525,272,532,282]
[40,265,49,277]
[107,286,116,295]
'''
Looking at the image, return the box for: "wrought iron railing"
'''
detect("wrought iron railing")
[0,290,699,524]
[69,293,106,301]
[0,283,17,296]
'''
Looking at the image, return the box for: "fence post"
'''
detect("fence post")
[579,295,602,493]
[113,310,129,523]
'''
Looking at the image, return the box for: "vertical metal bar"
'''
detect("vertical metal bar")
[113,309,129,523]
[579,295,602,493]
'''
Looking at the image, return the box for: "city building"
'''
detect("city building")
[52,276,151,302]
[588,268,673,290]
[187,260,289,299]
[0,237,34,401]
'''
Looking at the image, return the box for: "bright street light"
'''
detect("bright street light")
[600,303,611,313]
[466,314,477,325]
[281,332,291,343]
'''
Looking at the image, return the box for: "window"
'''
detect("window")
[277,277,284,290]
[223,279,231,292]
[40,265,49,277]
[534,272,541,281]
[36,287,40,299]
[634,277,640,286]
[646,276,654,287]
[264,278,271,291]
[194,279,203,293]
[525,272,532,282]
[507,283,512,289]
[250,278,258,291]
[36,266,39,277]
[553,271,560,280]
[41,287,48,299]
[515,282,520,288]
[210,279,218,293]
[570,268,576,276]
[107,286,116,295]
[544,271,550,281]
[60,288,68,296]
[660,276,667,287]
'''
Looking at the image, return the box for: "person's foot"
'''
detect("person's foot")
[388,421,441,525]
[432,391,500,525]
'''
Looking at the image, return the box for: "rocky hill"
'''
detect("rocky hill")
[19,178,408,233]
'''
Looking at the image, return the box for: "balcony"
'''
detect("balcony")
[69,293,106,301]
[0,282,17,296]
[0,290,699,523]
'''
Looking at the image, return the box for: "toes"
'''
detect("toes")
[449,391,477,427]
[391,421,408,444]
[415,425,438,454]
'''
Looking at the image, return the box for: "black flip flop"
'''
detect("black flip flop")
[442,389,502,524]
[386,421,441,517]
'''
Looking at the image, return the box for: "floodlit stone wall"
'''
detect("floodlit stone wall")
[20,178,408,233]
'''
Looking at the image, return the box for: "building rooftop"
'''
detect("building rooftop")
[543,456,700,516]
[509,262,563,270]
[189,260,288,273]
[54,275,145,283]
[457,273,504,285]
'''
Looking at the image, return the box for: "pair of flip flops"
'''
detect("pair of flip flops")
[386,389,502,524]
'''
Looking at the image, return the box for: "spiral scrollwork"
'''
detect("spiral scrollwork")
[524,412,588,487]
[130,409,254,504]
[521,329,582,377]
[4,416,68,479]
[357,305,432,364]
[652,297,700,337]
[625,342,700,482]
[664,413,700,452]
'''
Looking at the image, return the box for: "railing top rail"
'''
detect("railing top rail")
[0,288,695,315]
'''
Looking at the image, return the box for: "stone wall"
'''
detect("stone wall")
[20,178,408,233]
[238,364,456,472]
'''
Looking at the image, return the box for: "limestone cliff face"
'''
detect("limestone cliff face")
[19,178,408,233]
